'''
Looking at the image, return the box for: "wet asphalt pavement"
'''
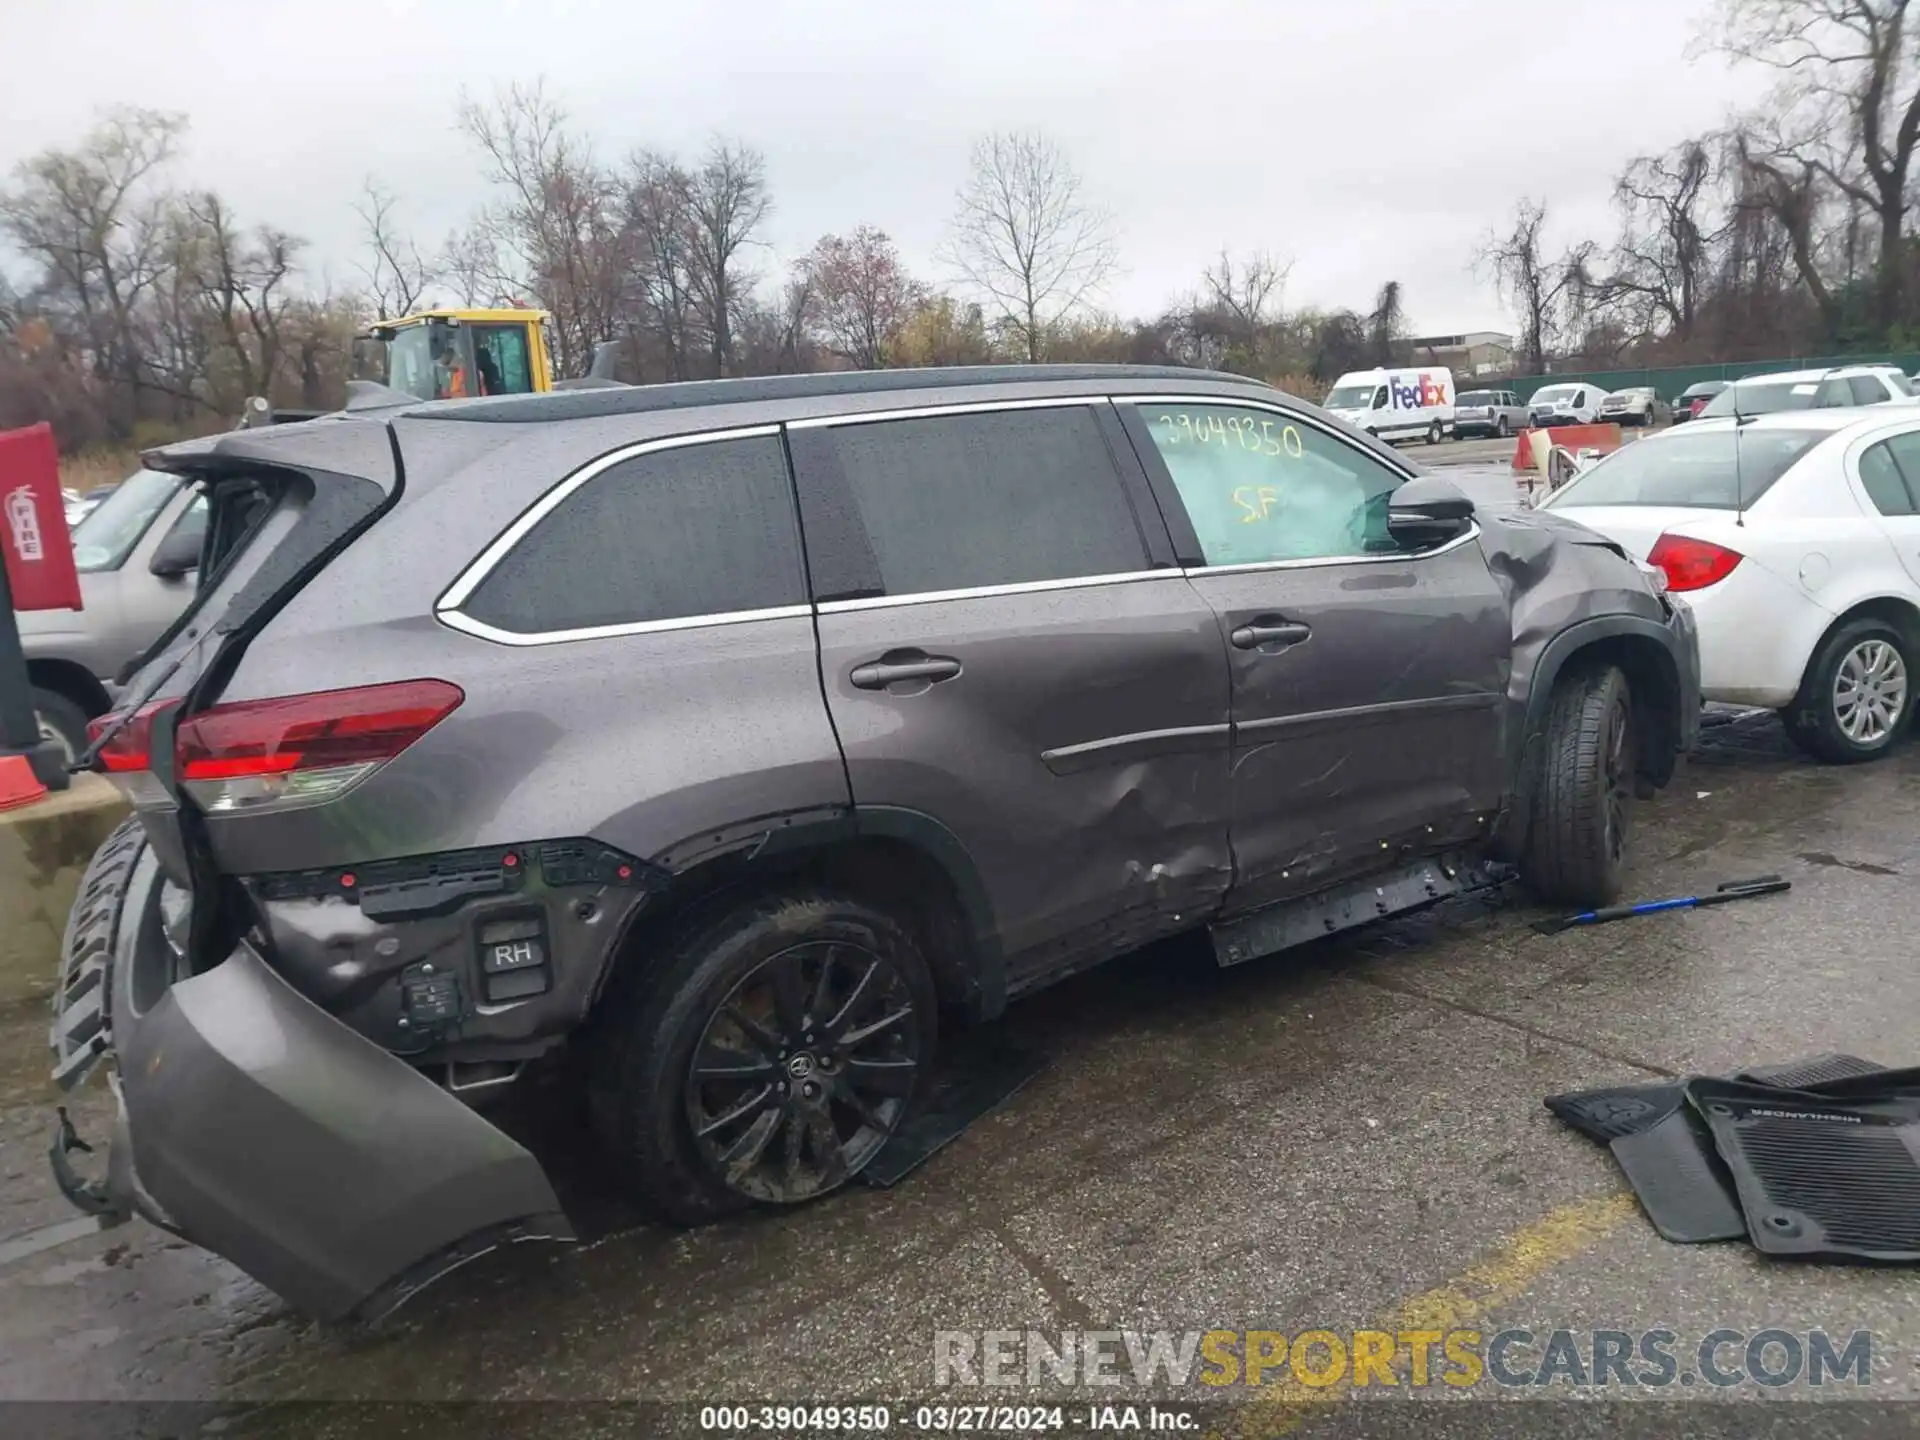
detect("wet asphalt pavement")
[4,445,1918,1436]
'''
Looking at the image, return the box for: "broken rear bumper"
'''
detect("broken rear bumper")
[49,831,571,1321]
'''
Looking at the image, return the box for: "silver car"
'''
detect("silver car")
[1453,388,1528,438]
[1598,386,1672,428]
[20,468,206,759]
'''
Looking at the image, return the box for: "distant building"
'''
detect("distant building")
[1407,331,1515,378]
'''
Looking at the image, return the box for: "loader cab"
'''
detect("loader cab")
[353,308,554,403]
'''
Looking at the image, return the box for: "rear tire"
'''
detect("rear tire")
[1779,618,1913,763]
[32,686,89,766]
[1427,420,1443,445]
[588,887,937,1226]
[1522,664,1635,908]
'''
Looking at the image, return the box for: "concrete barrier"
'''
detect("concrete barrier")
[0,775,129,1005]
[1513,423,1624,473]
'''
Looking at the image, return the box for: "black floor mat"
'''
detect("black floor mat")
[1609,1108,1745,1243]
[1737,1053,1886,1088]
[1689,1078,1920,1261]
[856,1036,1048,1189]
[1543,1082,1685,1143]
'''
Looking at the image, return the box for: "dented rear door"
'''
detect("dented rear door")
[788,399,1232,984]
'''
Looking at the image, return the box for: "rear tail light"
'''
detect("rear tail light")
[175,679,464,813]
[89,700,182,809]
[1647,533,1742,593]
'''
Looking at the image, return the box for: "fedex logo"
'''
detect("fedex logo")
[1389,374,1447,410]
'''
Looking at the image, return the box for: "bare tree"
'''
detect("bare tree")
[180,191,302,403]
[436,220,508,308]
[1367,280,1405,366]
[800,226,925,369]
[622,149,700,380]
[1198,250,1289,361]
[941,131,1118,362]
[353,177,430,319]
[1476,200,1596,370]
[681,139,771,377]
[455,80,629,376]
[1707,0,1920,330]
[1604,139,1723,344]
[0,106,186,423]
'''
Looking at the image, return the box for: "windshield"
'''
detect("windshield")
[1323,384,1376,410]
[1697,381,1819,418]
[1885,371,1915,397]
[1533,385,1579,404]
[68,468,184,572]
[1458,391,1495,405]
[1542,427,1829,510]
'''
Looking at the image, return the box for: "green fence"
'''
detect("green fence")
[1493,352,1920,404]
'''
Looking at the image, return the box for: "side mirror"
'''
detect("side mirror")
[1387,475,1475,549]
[149,529,202,579]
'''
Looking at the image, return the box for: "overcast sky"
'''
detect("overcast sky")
[5,0,1770,337]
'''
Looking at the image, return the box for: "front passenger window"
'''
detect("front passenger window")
[1849,376,1889,406]
[1136,405,1403,566]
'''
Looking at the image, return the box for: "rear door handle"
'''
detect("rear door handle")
[1230,621,1312,651]
[849,653,963,690]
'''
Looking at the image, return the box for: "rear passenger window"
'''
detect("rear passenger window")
[1137,404,1403,565]
[824,407,1148,595]
[461,434,805,635]
[1863,435,1920,516]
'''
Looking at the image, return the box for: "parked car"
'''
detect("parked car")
[1320,366,1457,444]
[1453,389,1528,439]
[1544,407,1920,762]
[1696,365,1913,419]
[1528,382,1607,427]
[51,365,1699,1321]
[19,468,207,761]
[1598,386,1672,428]
[1672,380,1729,423]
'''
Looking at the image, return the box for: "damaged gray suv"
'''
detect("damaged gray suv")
[49,365,1700,1320]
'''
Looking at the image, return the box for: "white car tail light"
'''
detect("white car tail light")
[1647,534,1743,593]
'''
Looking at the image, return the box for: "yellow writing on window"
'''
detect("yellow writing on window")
[1156,412,1303,458]
[1233,486,1283,523]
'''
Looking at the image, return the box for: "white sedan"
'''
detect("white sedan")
[1540,408,1920,762]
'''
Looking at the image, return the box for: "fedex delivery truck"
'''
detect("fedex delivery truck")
[1322,367,1456,444]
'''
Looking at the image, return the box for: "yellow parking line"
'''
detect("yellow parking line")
[1214,1190,1639,1439]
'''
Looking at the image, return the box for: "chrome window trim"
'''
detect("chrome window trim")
[818,568,1179,615]
[434,422,785,616]
[1180,524,1482,576]
[787,394,1104,429]
[438,603,815,648]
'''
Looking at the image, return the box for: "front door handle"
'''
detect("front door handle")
[849,652,963,691]
[1230,621,1312,651]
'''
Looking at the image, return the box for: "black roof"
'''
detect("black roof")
[398,363,1261,425]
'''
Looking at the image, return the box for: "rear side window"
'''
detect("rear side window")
[1860,434,1920,516]
[823,407,1147,596]
[461,434,805,634]
[1543,427,1829,510]
[1136,404,1403,564]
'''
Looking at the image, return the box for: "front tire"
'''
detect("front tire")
[1496,416,1511,438]
[32,686,89,765]
[1779,618,1913,763]
[588,888,937,1226]
[1522,664,1635,908]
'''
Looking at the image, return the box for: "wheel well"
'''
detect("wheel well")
[25,658,111,718]
[595,835,982,1020]
[1558,633,1682,786]
[1823,596,1920,652]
